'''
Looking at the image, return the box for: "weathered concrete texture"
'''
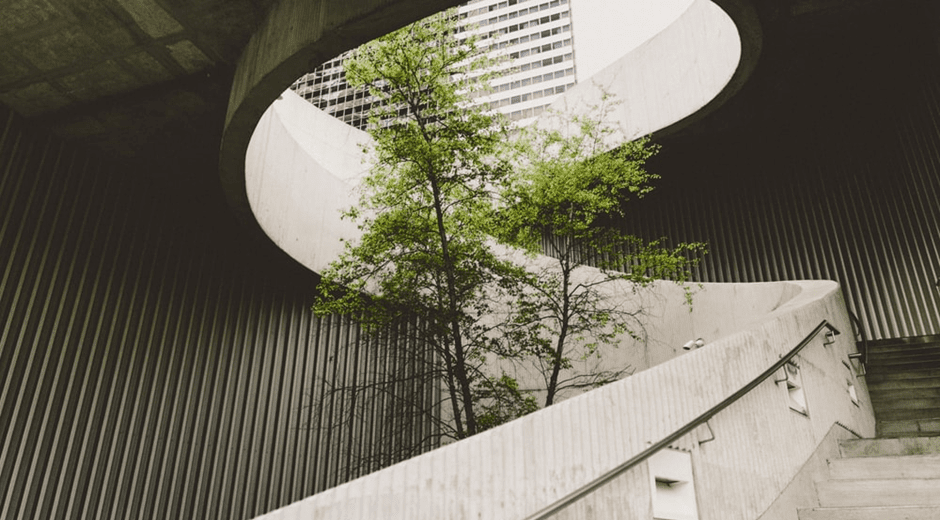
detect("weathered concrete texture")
[841,436,940,458]
[799,506,940,520]
[755,424,859,520]
[0,0,276,117]
[879,418,940,437]
[829,454,940,479]
[114,0,184,38]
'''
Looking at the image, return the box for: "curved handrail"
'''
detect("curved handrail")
[848,310,868,368]
[523,319,841,520]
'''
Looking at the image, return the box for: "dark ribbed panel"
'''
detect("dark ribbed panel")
[620,157,940,341]
[614,54,940,342]
[0,107,426,520]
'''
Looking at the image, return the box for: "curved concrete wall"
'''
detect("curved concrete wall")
[579,280,806,379]
[492,277,809,404]
[224,0,762,271]
[246,92,368,273]
[245,85,807,404]
[240,0,757,278]
[545,0,740,143]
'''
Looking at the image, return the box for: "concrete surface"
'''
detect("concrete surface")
[816,479,940,508]
[840,436,940,458]
[798,506,940,520]
[543,0,741,144]
[755,424,859,520]
[0,0,275,117]
[829,454,940,479]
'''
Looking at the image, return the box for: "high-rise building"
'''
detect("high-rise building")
[289,0,577,129]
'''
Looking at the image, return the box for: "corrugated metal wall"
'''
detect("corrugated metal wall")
[0,107,430,520]
[4,7,940,519]
[621,171,940,341]
[617,35,940,342]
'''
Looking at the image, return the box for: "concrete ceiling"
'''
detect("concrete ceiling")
[0,0,273,117]
[0,0,926,169]
[0,0,277,167]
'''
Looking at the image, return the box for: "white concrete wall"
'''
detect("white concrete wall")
[571,0,695,83]
[246,91,368,273]
[548,0,741,143]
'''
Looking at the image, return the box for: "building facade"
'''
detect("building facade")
[289,0,577,128]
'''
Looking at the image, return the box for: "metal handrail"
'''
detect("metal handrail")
[524,320,841,520]
[848,311,868,367]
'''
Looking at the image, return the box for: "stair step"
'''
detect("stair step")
[867,343,940,355]
[816,478,940,507]
[829,454,940,479]
[798,505,940,520]
[870,388,940,400]
[868,354,940,365]
[870,356,940,367]
[866,336,940,349]
[870,379,940,391]
[871,397,940,410]
[869,343,940,354]
[866,368,940,381]
[878,419,940,438]
[875,407,940,421]
[867,361,940,372]
[840,436,940,458]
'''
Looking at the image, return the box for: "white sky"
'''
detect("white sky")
[570,0,695,81]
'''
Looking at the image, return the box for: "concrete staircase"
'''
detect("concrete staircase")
[798,337,940,519]
[866,337,940,437]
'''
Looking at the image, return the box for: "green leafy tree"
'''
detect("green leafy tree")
[496,94,707,406]
[313,10,527,442]
[313,12,704,467]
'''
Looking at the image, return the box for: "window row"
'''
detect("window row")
[508,37,570,60]
[488,80,574,110]
[295,48,572,111]
[481,65,574,98]
[486,24,570,52]
[508,103,550,121]
[479,10,569,38]
[461,0,568,26]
